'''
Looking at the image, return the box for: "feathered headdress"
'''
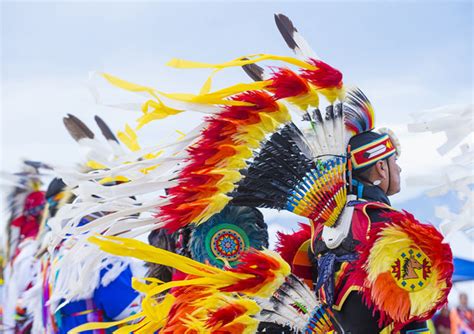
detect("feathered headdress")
[51,14,380,301]
[55,12,452,334]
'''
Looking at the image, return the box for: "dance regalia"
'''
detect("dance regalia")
[53,14,454,334]
[53,265,139,334]
[309,186,443,333]
[2,164,47,334]
[42,119,144,333]
[51,215,141,334]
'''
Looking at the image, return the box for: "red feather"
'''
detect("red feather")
[267,67,309,100]
[275,223,311,265]
[221,249,283,294]
[159,91,279,232]
[206,303,247,328]
[300,58,343,89]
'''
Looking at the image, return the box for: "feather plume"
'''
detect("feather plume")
[70,235,289,333]
[231,122,347,227]
[343,87,375,136]
[242,61,265,82]
[299,59,344,104]
[274,13,318,59]
[94,115,125,157]
[63,114,114,166]
[275,223,311,265]
[256,274,342,333]
[159,90,291,232]
[94,115,119,143]
[63,114,94,141]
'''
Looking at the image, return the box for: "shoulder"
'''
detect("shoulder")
[350,201,397,241]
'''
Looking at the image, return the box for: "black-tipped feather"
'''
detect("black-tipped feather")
[24,160,53,171]
[94,115,119,143]
[274,13,317,60]
[274,13,299,52]
[230,123,314,209]
[242,63,265,82]
[63,114,94,141]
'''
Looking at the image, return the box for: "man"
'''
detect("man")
[310,130,432,333]
[451,293,474,334]
[3,190,46,334]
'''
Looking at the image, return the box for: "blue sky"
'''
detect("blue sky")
[3,1,472,99]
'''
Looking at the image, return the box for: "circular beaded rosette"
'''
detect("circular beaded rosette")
[188,205,269,268]
[206,224,249,264]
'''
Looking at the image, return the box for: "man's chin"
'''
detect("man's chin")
[387,187,401,196]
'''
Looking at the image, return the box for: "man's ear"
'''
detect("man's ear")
[373,160,387,180]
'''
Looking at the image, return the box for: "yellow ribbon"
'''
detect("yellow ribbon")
[167,53,315,94]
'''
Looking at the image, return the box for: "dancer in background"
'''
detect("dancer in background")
[2,162,47,333]
[451,293,474,334]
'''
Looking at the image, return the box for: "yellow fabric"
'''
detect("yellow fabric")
[88,235,290,298]
[117,124,141,152]
[86,160,107,169]
[101,72,263,110]
[138,99,183,130]
[98,176,130,184]
[167,53,315,94]
[167,53,316,70]
[69,312,143,333]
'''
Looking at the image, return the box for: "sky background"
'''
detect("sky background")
[1,0,473,303]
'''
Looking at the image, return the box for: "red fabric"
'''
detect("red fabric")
[24,191,46,215]
[10,191,45,240]
[11,215,40,239]
[350,206,371,243]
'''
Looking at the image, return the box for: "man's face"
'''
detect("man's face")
[386,155,402,196]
